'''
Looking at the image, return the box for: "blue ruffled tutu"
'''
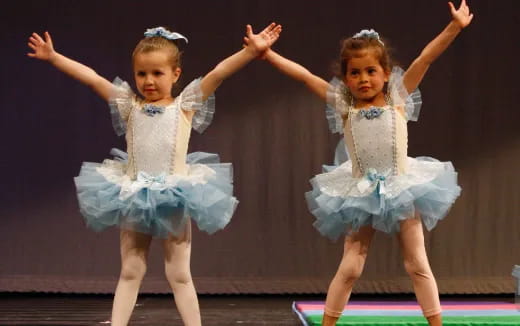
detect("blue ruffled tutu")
[306,155,461,240]
[74,149,238,238]
[312,66,461,241]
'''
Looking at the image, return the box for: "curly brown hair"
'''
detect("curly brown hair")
[335,35,393,78]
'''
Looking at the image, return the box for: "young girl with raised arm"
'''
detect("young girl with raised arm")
[28,23,281,326]
[248,2,472,325]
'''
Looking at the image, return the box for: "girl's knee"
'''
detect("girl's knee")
[338,257,365,283]
[165,265,192,288]
[120,259,147,281]
[343,265,364,283]
[403,257,431,278]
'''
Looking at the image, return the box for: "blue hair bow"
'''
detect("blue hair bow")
[353,29,384,46]
[144,27,188,44]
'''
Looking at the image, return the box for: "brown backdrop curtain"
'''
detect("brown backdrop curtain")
[0,0,518,294]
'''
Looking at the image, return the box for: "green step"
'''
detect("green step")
[305,315,520,326]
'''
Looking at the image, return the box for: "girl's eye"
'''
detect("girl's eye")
[153,71,164,76]
[368,69,376,74]
[350,71,359,76]
[137,72,145,77]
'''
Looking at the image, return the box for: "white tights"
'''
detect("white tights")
[110,222,201,326]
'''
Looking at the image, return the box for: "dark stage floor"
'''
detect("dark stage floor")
[0,293,306,325]
[1,293,515,326]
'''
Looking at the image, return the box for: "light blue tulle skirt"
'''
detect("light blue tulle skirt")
[306,157,461,240]
[74,149,238,238]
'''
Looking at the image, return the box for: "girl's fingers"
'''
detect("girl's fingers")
[246,24,253,37]
[31,41,41,47]
[448,2,455,12]
[262,22,276,34]
[44,31,53,46]
[27,53,36,57]
[33,32,44,44]
[29,36,39,44]
[28,42,37,50]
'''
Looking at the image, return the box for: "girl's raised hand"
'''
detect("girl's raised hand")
[449,0,474,29]
[243,23,282,55]
[27,31,56,61]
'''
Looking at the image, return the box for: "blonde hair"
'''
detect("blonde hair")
[132,36,182,68]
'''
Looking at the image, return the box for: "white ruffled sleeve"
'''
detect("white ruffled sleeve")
[179,77,215,133]
[325,77,349,134]
[108,77,138,136]
[387,66,423,122]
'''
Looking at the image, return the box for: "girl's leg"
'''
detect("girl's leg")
[111,229,153,326]
[323,226,376,326]
[427,314,443,326]
[398,216,442,326]
[163,221,201,326]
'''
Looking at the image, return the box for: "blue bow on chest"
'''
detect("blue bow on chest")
[359,106,384,120]
[142,104,165,116]
[137,171,167,185]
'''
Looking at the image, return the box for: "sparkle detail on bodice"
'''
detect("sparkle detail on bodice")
[348,106,398,177]
[128,102,180,177]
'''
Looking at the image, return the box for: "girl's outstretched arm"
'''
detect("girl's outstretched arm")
[28,31,113,101]
[403,0,474,93]
[200,23,282,100]
[262,49,329,101]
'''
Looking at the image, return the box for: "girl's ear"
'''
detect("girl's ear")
[172,67,182,83]
[384,68,391,82]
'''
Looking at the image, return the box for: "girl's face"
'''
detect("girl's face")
[133,49,181,103]
[344,50,389,107]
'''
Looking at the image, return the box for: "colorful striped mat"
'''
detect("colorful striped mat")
[292,300,520,325]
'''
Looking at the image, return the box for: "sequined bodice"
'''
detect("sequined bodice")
[125,100,192,179]
[108,78,214,181]
[344,106,408,178]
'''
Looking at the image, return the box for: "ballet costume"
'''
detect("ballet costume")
[306,67,461,240]
[74,78,238,237]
